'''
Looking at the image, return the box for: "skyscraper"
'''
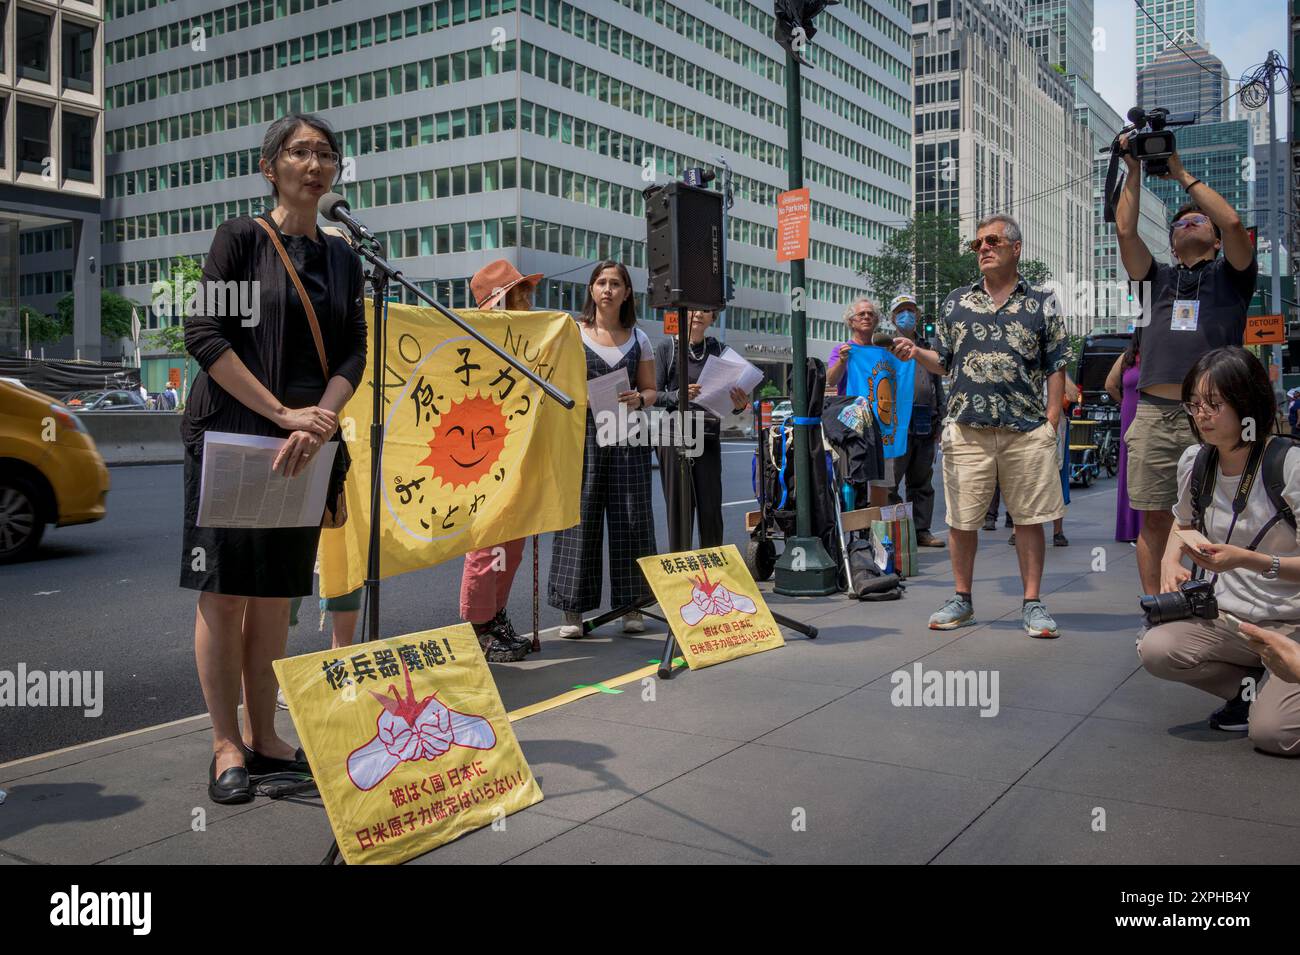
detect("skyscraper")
[1134,0,1206,70]
[97,0,914,390]
[912,0,1092,334]
[1026,0,1094,86]
[1136,40,1229,121]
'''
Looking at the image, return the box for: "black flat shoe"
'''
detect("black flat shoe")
[242,743,312,777]
[208,756,252,805]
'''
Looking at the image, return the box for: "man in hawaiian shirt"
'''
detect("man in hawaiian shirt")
[892,214,1069,638]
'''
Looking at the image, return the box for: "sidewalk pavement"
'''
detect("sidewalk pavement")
[4,484,1299,865]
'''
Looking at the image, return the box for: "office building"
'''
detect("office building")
[912,0,1093,334]
[1136,39,1228,120]
[99,0,914,390]
[1134,0,1205,70]
[2,1,105,361]
[1026,0,1093,85]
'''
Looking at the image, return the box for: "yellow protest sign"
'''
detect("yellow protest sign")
[637,544,784,669]
[319,305,587,598]
[273,624,543,865]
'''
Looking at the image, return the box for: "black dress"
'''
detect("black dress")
[179,213,366,598]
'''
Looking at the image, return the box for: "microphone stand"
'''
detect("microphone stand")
[344,233,576,648]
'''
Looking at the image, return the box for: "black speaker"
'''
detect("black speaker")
[645,181,725,310]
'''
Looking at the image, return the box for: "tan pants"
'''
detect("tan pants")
[1138,617,1300,756]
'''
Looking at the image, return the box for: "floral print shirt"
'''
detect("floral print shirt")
[935,275,1069,431]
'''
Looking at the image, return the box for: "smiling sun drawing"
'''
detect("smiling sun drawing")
[418,393,509,489]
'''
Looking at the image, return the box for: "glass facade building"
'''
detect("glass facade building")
[1026,0,1093,86]
[1136,40,1229,121]
[1,1,105,360]
[100,0,914,387]
[1134,0,1205,70]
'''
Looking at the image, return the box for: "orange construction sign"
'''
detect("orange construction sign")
[663,310,679,335]
[776,188,810,263]
[1245,314,1285,345]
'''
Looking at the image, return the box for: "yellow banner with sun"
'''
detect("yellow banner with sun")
[318,304,587,599]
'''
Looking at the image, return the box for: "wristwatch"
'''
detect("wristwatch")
[1262,555,1281,580]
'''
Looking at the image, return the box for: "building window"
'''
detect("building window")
[0,98,5,168]
[18,8,52,84]
[62,21,96,93]
[63,110,96,182]
[17,100,50,174]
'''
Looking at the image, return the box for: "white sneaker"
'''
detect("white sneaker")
[559,611,584,639]
[622,611,645,634]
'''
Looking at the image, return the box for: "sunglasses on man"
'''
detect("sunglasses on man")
[968,234,1014,252]
[1171,214,1211,230]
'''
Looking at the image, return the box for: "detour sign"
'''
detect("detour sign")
[638,544,784,669]
[274,623,542,865]
[1245,314,1285,345]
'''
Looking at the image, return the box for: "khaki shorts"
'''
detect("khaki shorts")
[940,420,1065,531]
[1125,400,1196,510]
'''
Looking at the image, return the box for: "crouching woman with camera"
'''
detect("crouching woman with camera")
[1138,347,1300,754]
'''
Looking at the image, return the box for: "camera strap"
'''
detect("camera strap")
[1190,440,1275,584]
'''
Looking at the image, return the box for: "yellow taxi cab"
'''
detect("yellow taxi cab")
[0,378,110,561]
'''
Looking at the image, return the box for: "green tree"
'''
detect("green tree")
[21,304,70,345]
[55,290,143,344]
[1019,259,1052,286]
[144,257,204,353]
[860,212,978,324]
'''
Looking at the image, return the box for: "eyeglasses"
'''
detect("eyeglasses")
[1172,214,1211,230]
[969,234,1010,252]
[1181,398,1225,417]
[283,146,340,167]
[851,312,877,321]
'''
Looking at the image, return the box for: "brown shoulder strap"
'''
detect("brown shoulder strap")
[254,215,330,380]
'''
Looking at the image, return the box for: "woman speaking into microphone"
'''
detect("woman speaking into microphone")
[181,113,366,804]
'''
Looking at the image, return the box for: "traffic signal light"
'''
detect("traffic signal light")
[924,321,936,339]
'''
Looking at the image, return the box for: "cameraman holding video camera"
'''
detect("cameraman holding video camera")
[1137,347,1300,755]
[1114,126,1258,599]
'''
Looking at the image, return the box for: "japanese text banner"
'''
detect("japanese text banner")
[274,623,543,865]
[319,305,586,598]
[637,544,784,669]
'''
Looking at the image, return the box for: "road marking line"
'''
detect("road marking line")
[507,664,659,722]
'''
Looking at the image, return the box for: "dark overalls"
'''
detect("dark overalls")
[547,333,657,613]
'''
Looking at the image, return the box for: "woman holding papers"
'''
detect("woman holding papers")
[180,114,366,804]
[654,309,753,550]
[549,261,658,638]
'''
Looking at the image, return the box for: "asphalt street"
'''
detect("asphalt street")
[1,441,768,762]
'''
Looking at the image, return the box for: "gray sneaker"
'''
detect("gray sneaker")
[929,595,974,630]
[1023,600,1060,639]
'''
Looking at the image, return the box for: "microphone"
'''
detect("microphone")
[317,192,376,244]
[871,332,896,349]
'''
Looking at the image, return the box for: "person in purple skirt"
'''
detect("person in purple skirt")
[1106,341,1144,553]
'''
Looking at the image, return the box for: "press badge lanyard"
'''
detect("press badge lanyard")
[1171,266,1205,332]
[1192,442,1275,585]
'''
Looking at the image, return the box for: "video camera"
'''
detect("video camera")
[1102,106,1196,222]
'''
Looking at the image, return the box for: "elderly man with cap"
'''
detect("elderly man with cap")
[884,293,945,547]
[458,259,544,663]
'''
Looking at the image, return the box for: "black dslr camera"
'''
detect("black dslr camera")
[1139,578,1218,628]
[1102,107,1196,221]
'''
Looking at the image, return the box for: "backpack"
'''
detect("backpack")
[1189,433,1300,537]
